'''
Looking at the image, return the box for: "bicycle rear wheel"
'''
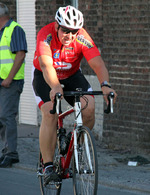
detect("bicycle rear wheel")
[72,126,98,195]
[37,147,62,195]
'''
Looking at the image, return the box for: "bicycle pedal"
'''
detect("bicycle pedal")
[55,181,62,185]
[37,171,44,177]
[49,181,62,185]
[44,181,59,187]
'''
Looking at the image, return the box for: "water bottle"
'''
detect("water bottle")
[58,128,68,155]
[65,131,72,153]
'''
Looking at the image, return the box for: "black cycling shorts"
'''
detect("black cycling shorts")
[32,68,92,107]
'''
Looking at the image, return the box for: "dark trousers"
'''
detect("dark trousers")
[0,79,24,157]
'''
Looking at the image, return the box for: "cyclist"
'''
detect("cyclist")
[32,5,117,185]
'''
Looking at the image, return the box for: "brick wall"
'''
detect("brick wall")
[79,0,103,75]
[102,0,150,153]
[35,0,72,33]
[35,0,57,32]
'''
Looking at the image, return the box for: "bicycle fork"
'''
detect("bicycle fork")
[74,128,79,173]
[74,129,93,174]
[74,101,93,174]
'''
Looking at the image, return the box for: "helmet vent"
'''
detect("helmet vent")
[65,19,70,25]
[67,12,71,19]
[74,19,77,26]
[57,18,61,23]
[78,14,80,20]
[79,22,82,27]
[73,9,76,16]
[57,11,60,17]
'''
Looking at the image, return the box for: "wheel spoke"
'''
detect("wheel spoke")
[72,126,98,195]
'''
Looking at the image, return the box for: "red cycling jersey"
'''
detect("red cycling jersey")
[33,22,100,80]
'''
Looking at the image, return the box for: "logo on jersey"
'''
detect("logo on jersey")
[76,35,94,48]
[53,53,60,59]
[54,62,72,70]
[66,47,74,50]
[65,47,75,58]
[44,34,52,46]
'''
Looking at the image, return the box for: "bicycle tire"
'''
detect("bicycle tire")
[38,147,62,195]
[72,126,98,195]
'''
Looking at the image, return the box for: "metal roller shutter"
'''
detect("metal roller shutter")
[17,0,37,125]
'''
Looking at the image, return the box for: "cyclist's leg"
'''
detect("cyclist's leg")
[80,95,95,130]
[40,101,57,163]
[32,68,60,184]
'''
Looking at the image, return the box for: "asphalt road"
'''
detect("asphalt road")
[0,167,148,195]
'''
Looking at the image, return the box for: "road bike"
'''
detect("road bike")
[37,89,114,195]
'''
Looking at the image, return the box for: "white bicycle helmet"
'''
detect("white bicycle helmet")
[55,5,84,29]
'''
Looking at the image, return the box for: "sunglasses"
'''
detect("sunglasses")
[60,26,79,35]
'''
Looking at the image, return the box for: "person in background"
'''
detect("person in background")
[32,5,117,184]
[0,2,27,168]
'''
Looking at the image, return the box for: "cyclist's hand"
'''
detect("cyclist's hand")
[101,87,117,105]
[50,85,63,103]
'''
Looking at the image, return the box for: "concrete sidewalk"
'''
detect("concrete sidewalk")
[0,124,150,194]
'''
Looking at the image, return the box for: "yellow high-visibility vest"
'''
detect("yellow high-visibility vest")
[0,21,25,80]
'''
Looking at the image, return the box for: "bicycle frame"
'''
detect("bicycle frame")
[57,99,84,179]
[54,91,114,179]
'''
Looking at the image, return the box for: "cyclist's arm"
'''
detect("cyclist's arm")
[38,55,63,102]
[88,55,109,83]
[88,55,117,103]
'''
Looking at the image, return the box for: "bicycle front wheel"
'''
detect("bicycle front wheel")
[38,147,62,195]
[72,126,98,195]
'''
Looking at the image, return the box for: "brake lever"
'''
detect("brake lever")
[104,92,114,114]
[50,93,62,114]
[50,100,56,114]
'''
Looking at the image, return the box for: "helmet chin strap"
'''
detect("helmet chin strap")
[58,24,60,30]
[57,25,63,48]
[57,24,61,41]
